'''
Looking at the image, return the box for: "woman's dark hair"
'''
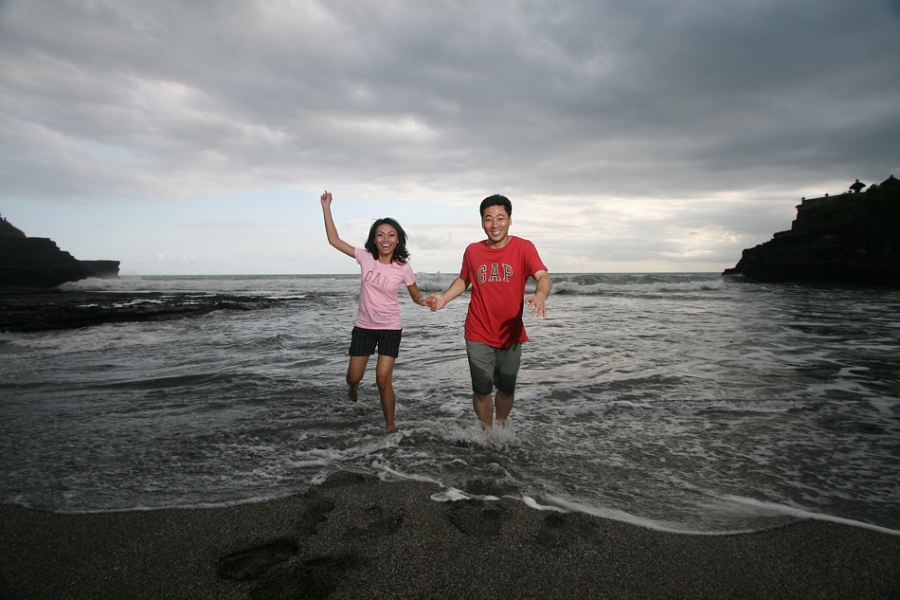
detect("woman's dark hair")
[365,217,410,263]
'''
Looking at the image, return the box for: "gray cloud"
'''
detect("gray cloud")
[1,0,899,272]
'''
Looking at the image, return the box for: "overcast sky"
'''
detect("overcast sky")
[2,0,899,275]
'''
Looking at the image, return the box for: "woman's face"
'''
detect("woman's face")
[374,224,398,260]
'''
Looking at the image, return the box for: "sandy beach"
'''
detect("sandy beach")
[1,472,898,599]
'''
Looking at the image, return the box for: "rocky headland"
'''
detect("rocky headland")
[0,217,120,288]
[723,175,900,285]
[0,217,281,332]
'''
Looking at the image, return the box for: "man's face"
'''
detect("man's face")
[481,204,511,246]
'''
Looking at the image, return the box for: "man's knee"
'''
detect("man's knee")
[494,371,518,396]
[495,389,514,401]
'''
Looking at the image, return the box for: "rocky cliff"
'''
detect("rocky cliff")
[0,217,120,288]
[723,175,900,285]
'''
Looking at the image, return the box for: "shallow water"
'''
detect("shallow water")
[1,273,899,534]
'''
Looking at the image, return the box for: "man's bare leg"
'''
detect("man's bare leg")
[346,356,368,402]
[494,390,515,427]
[473,392,495,429]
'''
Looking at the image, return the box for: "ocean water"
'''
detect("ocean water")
[1,272,899,535]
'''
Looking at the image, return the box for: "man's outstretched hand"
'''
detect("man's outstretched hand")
[526,295,547,317]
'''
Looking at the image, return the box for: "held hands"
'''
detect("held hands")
[526,295,547,317]
[425,294,446,311]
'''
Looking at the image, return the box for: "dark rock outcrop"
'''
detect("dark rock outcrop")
[723,175,900,285]
[79,260,121,279]
[0,290,283,332]
[0,217,119,288]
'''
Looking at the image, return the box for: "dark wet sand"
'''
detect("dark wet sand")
[2,472,899,600]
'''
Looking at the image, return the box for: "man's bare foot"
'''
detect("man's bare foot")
[347,382,359,402]
[385,424,396,434]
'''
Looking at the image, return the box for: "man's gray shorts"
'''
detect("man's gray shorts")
[465,341,522,396]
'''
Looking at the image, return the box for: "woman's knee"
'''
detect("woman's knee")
[375,372,393,390]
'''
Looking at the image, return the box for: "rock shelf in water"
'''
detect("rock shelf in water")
[0,289,283,333]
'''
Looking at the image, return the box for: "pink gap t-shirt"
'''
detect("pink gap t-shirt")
[354,248,416,330]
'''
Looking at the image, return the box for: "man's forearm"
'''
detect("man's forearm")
[534,271,552,301]
[441,277,469,303]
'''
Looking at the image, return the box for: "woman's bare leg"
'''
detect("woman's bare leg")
[375,354,397,433]
[346,356,368,401]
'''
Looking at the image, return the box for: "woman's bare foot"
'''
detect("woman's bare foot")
[347,382,359,402]
[385,423,397,434]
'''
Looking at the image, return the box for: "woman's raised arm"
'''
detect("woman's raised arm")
[320,191,356,258]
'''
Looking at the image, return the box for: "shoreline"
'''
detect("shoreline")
[2,473,899,599]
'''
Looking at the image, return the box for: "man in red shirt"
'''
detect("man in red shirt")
[427,195,552,429]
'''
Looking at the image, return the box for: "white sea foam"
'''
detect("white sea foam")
[718,495,900,536]
[431,488,474,502]
[540,496,705,533]
[520,496,567,513]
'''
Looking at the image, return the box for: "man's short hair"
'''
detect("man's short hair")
[480,194,512,217]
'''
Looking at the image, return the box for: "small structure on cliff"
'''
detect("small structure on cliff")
[723,176,900,285]
[0,218,119,288]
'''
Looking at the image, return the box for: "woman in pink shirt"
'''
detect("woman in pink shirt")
[320,191,428,433]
